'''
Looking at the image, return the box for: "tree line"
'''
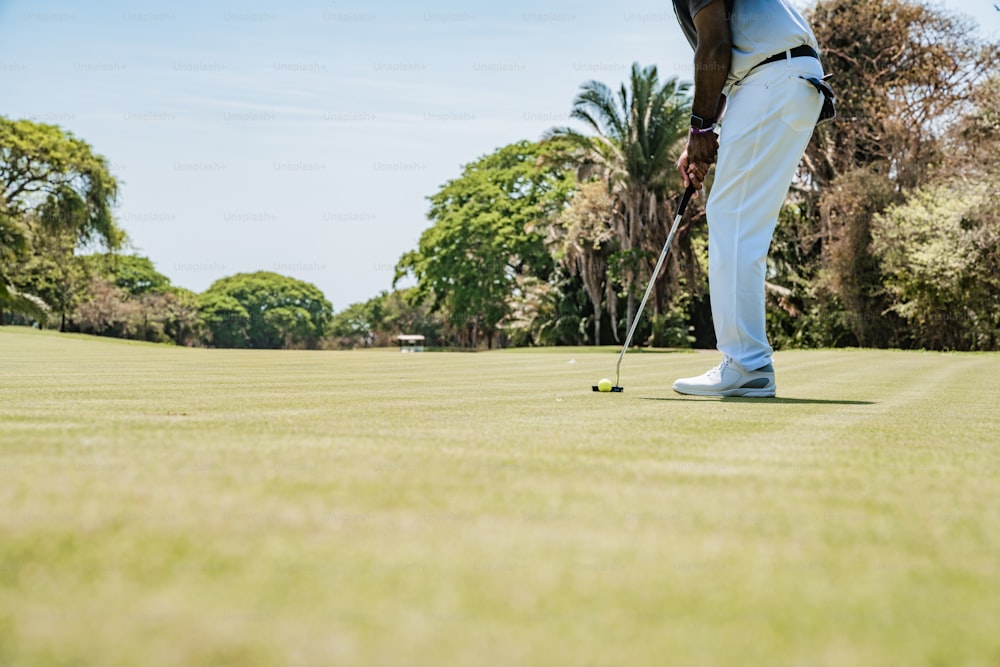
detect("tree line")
[0,114,426,350]
[2,250,333,350]
[3,0,997,351]
[0,118,332,348]
[394,0,999,351]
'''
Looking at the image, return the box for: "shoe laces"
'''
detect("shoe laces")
[708,356,734,379]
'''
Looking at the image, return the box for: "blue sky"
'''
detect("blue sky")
[1,0,996,310]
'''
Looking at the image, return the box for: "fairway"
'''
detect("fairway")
[2,327,1000,666]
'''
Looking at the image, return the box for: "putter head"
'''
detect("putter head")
[591,385,625,392]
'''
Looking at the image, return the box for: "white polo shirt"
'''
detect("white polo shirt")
[672,0,821,87]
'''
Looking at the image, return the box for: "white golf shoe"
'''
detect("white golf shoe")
[673,356,776,397]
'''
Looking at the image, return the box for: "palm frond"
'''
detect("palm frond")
[571,81,628,141]
[542,61,696,337]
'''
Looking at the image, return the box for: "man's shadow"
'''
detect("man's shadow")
[639,397,875,406]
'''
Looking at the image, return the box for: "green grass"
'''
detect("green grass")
[2,326,1000,666]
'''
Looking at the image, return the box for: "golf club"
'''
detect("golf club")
[593,184,696,393]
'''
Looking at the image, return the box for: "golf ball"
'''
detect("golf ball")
[598,378,612,392]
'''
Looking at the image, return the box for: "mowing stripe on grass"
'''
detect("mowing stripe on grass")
[2,327,1000,667]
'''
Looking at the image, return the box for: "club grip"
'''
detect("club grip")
[677,185,696,218]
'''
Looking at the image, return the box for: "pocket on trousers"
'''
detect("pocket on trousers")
[779,77,823,133]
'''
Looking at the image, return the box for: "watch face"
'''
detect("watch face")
[690,114,708,129]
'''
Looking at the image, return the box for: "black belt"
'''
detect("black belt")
[747,44,820,76]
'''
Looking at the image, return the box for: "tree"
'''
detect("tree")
[370,289,443,346]
[57,254,204,345]
[783,0,999,346]
[198,291,251,348]
[1,117,122,321]
[804,0,996,189]
[199,272,332,349]
[157,287,205,346]
[547,63,692,339]
[329,301,376,347]
[871,177,999,350]
[947,74,1000,178]
[8,224,86,330]
[84,253,172,296]
[544,180,619,344]
[502,271,594,347]
[395,140,575,348]
[329,289,445,349]
[72,276,140,339]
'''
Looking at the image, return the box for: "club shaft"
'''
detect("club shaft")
[615,186,695,386]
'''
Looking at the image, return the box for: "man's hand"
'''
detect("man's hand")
[687,131,718,167]
[677,132,718,192]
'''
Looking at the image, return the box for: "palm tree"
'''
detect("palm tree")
[545,180,619,345]
[547,62,691,339]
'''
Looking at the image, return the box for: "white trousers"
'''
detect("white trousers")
[707,57,824,371]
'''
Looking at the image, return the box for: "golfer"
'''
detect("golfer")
[671,0,826,397]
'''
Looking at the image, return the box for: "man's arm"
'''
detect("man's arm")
[678,0,732,190]
[691,0,731,125]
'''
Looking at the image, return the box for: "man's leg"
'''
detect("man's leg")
[673,60,822,397]
[707,61,823,372]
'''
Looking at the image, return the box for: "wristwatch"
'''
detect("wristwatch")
[690,114,715,130]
